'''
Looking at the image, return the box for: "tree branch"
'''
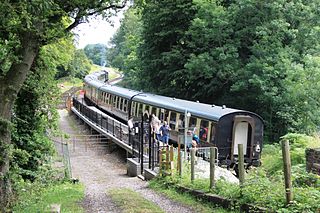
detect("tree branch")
[65,1,127,32]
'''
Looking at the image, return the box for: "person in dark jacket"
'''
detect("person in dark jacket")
[160,121,171,144]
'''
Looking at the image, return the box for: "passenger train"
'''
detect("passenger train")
[83,71,264,167]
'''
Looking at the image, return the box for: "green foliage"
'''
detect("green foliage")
[152,133,320,212]
[68,49,92,79]
[262,133,320,175]
[54,39,92,79]
[110,0,320,141]
[107,6,143,88]
[84,43,108,66]
[11,43,62,180]
[13,181,84,213]
[137,0,196,94]
[240,170,285,210]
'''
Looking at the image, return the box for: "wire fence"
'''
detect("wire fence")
[52,138,72,178]
[52,134,112,179]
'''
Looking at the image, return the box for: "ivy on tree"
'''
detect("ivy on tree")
[0,0,127,210]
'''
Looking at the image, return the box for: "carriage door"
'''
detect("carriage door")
[232,116,254,157]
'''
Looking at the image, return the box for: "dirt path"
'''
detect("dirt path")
[57,109,196,213]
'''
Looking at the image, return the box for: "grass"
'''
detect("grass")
[13,182,84,213]
[148,178,236,213]
[89,64,103,73]
[57,77,83,93]
[108,188,164,213]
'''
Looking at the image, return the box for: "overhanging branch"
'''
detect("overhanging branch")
[65,1,127,32]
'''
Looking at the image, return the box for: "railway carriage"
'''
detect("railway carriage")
[83,71,264,167]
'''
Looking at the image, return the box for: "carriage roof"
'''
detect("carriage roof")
[84,71,261,122]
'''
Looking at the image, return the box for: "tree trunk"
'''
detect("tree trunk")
[0,33,39,211]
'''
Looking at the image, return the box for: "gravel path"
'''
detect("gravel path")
[57,109,196,213]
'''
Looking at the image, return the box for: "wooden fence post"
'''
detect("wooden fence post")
[210,147,216,188]
[159,150,162,176]
[282,140,293,204]
[166,145,169,172]
[170,145,174,174]
[177,143,181,173]
[179,151,183,176]
[191,148,195,182]
[238,144,245,185]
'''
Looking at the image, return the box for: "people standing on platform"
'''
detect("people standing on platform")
[160,121,171,144]
[151,114,161,141]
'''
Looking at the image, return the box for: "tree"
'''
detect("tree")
[173,0,320,140]
[12,44,61,181]
[226,0,320,140]
[138,0,196,95]
[68,49,92,79]
[107,6,143,88]
[0,1,127,210]
[84,43,108,66]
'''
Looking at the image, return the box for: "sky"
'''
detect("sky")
[73,14,123,49]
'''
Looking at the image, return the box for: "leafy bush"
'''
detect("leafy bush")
[240,169,285,210]
[262,133,320,175]
[13,180,84,213]
[163,133,320,211]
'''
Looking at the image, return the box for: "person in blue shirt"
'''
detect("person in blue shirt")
[160,121,171,144]
[187,129,200,149]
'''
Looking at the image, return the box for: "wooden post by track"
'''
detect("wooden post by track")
[177,143,181,175]
[238,144,245,186]
[166,145,169,172]
[159,150,163,176]
[179,151,183,176]
[210,147,216,188]
[282,140,293,204]
[170,145,174,174]
[191,148,195,182]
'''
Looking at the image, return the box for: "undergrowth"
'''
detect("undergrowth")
[155,133,320,212]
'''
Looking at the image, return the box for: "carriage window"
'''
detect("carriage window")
[151,106,157,116]
[189,117,197,129]
[92,88,95,99]
[200,120,209,141]
[101,92,104,102]
[145,105,150,115]
[131,102,135,116]
[211,122,217,143]
[169,112,177,130]
[159,109,169,122]
[106,93,110,104]
[113,96,117,107]
[108,94,112,105]
[159,109,165,121]
[138,103,143,117]
[118,98,122,109]
[123,99,128,112]
[135,103,139,116]
[104,93,107,103]
[98,90,102,100]
[136,103,139,115]
[178,114,185,133]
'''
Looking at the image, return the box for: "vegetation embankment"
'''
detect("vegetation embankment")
[150,133,320,212]
[13,181,84,213]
